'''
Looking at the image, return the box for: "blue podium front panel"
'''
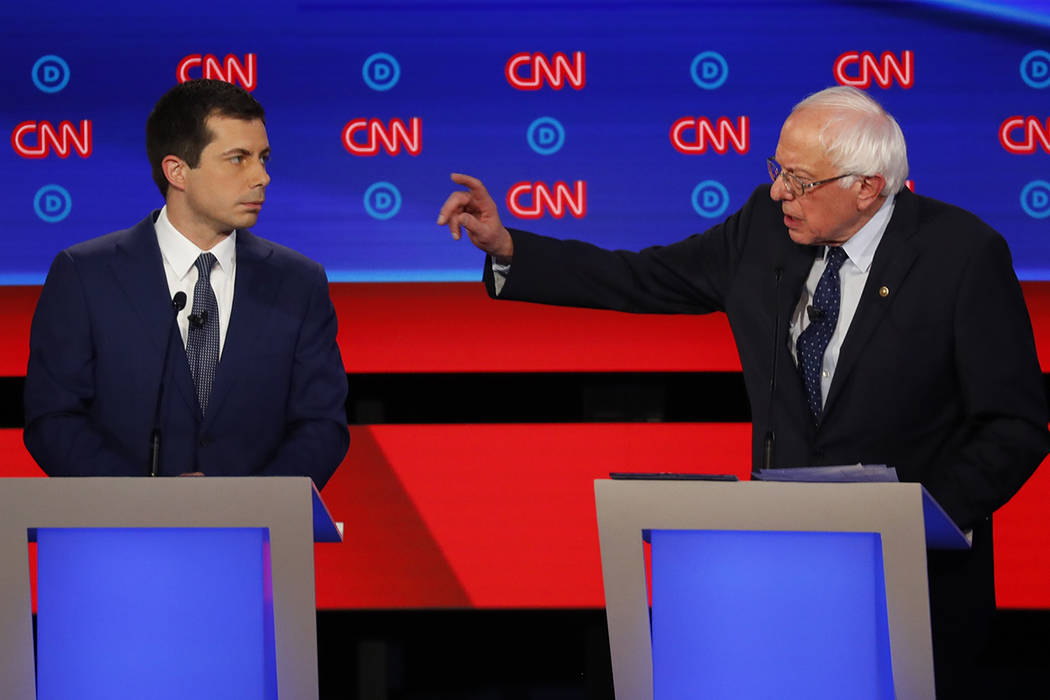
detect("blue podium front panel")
[650,529,894,700]
[35,528,277,700]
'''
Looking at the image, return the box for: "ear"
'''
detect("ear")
[161,155,188,193]
[856,174,886,210]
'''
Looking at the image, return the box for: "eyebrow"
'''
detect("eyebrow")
[221,147,271,157]
[781,163,816,178]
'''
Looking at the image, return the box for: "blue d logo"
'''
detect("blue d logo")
[34,184,72,222]
[1020,50,1050,89]
[364,182,402,220]
[1021,180,1050,219]
[691,181,729,218]
[690,51,728,90]
[32,55,70,93]
[363,53,400,91]
[526,117,565,155]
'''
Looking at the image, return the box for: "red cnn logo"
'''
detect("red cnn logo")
[670,117,749,155]
[177,54,257,91]
[507,181,587,219]
[834,51,914,89]
[999,116,1050,154]
[342,118,422,156]
[11,120,92,158]
[505,52,586,90]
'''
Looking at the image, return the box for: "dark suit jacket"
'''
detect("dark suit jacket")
[486,185,1049,532]
[24,211,349,487]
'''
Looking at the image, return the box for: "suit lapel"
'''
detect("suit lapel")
[110,213,199,416]
[204,230,279,424]
[778,240,820,415]
[823,190,922,416]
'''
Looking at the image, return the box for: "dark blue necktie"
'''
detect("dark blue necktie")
[796,246,848,420]
[186,253,219,417]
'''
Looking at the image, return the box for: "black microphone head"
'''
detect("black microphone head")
[172,291,187,312]
[188,310,209,329]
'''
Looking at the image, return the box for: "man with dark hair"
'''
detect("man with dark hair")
[24,79,349,487]
[145,79,266,197]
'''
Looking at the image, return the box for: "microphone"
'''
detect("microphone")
[807,305,825,322]
[188,310,208,329]
[762,266,784,472]
[150,291,187,477]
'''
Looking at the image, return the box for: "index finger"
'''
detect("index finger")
[450,172,486,193]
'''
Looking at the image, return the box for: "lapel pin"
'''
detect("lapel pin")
[878,285,890,298]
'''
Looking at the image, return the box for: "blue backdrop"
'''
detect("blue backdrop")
[2,0,1048,283]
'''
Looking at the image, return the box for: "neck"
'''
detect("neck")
[837,194,887,244]
[165,199,231,251]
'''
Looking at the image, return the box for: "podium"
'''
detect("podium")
[0,477,341,700]
[594,479,970,700]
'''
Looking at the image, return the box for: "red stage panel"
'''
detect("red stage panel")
[328,283,742,373]
[1,427,1048,608]
[993,453,1050,609]
[312,424,1050,610]
[0,429,45,477]
[313,423,753,608]
[3,281,1049,375]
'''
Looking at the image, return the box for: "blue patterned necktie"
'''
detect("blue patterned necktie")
[186,252,219,417]
[796,246,848,420]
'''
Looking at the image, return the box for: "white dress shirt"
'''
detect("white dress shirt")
[154,206,237,357]
[789,195,895,408]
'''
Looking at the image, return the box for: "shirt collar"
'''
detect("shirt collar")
[834,194,895,273]
[155,205,237,280]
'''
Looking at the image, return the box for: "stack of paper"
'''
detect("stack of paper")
[752,464,899,482]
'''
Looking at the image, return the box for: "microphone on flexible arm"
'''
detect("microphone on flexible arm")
[150,291,187,477]
[762,266,784,472]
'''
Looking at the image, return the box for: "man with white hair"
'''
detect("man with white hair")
[438,86,1049,696]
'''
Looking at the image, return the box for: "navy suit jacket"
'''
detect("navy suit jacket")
[24,211,349,487]
[487,186,1049,532]
[486,185,1050,691]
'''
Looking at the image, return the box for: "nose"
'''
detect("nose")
[770,173,792,202]
[253,159,271,189]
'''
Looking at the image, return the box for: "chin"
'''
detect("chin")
[787,229,817,246]
[232,214,260,230]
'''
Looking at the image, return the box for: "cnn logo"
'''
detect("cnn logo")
[507,181,587,219]
[670,117,749,155]
[12,120,92,158]
[1000,117,1050,154]
[505,52,585,90]
[834,51,913,89]
[342,118,422,156]
[177,54,257,91]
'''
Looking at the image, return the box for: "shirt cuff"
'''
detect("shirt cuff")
[492,262,510,296]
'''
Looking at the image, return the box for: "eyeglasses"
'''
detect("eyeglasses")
[767,157,856,198]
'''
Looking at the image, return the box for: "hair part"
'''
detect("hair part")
[146,79,265,197]
[791,86,909,195]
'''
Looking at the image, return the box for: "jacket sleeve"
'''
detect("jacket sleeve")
[23,251,144,476]
[924,232,1050,529]
[257,263,349,489]
[483,187,771,315]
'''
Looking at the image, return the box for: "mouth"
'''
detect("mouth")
[241,201,264,210]
[783,212,801,228]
